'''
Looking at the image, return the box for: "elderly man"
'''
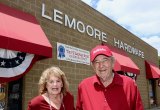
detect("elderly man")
[76,44,144,110]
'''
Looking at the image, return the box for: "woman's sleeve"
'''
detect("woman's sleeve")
[64,92,75,110]
[71,95,75,110]
[27,96,40,110]
[27,101,32,110]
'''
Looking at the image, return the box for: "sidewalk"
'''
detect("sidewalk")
[145,106,160,110]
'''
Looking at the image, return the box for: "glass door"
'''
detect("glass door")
[7,77,23,110]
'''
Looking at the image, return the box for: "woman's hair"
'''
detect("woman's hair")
[38,66,69,95]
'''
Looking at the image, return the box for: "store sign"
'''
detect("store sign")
[42,3,145,59]
[114,38,144,58]
[57,42,90,65]
[42,3,108,43]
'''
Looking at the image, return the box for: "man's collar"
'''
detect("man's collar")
[93,72,124,87]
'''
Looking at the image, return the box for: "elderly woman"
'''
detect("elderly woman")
[28,66,75,110]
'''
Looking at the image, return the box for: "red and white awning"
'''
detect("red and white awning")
[0,3,52,82]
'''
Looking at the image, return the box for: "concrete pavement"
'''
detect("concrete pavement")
[145,106,160,110]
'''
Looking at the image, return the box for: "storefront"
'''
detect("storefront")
[0,1,160,110]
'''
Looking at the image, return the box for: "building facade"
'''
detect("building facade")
[0,0,160,110]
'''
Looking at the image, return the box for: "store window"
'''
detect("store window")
[149,79,157,107]
[7,78,23,110]
[0,78,23,110]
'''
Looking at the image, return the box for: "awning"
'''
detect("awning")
[0,3,52,82]
[145,61,160,79]
[108,45,140,74]
[0,3,52,58]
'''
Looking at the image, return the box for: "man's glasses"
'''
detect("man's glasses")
[93,58,111,65]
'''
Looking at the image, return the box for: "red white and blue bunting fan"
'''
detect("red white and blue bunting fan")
[0,48,35,83]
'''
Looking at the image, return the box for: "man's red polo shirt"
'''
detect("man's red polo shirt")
[76,73,144,110]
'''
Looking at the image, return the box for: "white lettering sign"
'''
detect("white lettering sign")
[42,3,145,59]
[114,38,144,58]
[57,42,90,65]
[42,3,108,43]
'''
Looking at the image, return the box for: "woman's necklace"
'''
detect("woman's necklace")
[48,92,53,110]
[48,96,52,110]
[48,93,65,110]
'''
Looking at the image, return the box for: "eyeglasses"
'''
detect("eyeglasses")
[93,58,111,65]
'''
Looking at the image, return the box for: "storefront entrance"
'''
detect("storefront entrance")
[7,78,23,110]
[0,78,23,110]
[149,79,157,107]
